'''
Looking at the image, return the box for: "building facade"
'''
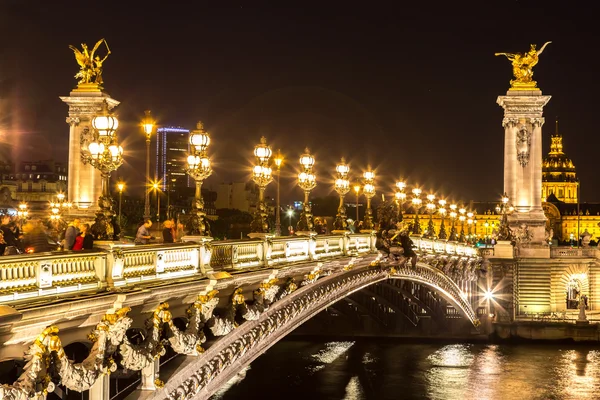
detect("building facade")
[541,121,578,204]
[155,126,190,193]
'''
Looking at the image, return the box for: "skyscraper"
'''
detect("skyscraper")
[155,126,190,194]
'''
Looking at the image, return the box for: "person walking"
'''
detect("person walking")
[399,229,418,268]
[72,223,94,250]
[1,215,19,255]
[63,218,80,250]
[162,220,174,243]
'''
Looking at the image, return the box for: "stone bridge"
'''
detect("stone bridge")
[0,233,483,400]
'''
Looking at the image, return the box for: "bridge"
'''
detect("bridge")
[0,233,483,400]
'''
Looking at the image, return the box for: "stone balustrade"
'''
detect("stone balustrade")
[550,247,598,258]
[0,233,376,305]
[410,235,479,258]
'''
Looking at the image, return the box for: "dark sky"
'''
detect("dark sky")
[1,1,599,204]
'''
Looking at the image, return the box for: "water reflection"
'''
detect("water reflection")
[214,341,600,400]
[425,344,474,400]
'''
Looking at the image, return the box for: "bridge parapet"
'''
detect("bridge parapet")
[0,233,377,306]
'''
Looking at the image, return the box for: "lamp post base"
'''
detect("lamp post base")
[247,233,274,239]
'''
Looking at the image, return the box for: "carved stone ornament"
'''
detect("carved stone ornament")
[502,117,519,128]
[66,116,81,126]
[516,125,531,167]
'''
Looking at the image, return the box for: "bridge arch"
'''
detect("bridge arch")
[156,261,478,400]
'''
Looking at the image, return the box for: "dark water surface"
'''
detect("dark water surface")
[211,339,600,400]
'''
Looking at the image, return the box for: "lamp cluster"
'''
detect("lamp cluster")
[185,121,213,236]
[80,101,123,239]
[333,158,350,231]
[250,137,274,234]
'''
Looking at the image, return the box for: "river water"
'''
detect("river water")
[211,339,600,400]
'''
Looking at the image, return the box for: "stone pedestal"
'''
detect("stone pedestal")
[60,90,119,217]
[493,240,514,259]
[497,89,551,246]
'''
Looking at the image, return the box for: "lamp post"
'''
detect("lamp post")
[287,208,294,234]
[458,207,466,242]
[438,199,447,239]
[81,101,123,240]
[425,193,436,237]
[411,188,422,234]
[250,136,273,235]
[467,211,474,244]
[117,181,124,228]
[186,121,212,236]
[484,220,490,244]
[449,203,458,241]
[142,110,155,220]
[297,148,316,233]
[153,182,161,222]
[17,203,28,231]
[333,158,350,231]
[395,181,407,223]
[353,184,361,222]
[274,150,283,236]
[362,168,376,231]
[496,192,514,241]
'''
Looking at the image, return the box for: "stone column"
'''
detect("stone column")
[497,89,551,247]
[89,374,110,400]
[141,358,160,390]
[60,89,119,217]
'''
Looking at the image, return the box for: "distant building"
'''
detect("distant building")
[542,120,578,203]
[0,159,67,213]
[215,182,254,211]
[155,126,190,194]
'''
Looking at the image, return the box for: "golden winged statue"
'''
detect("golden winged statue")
[495,42,551,89]
[69,39,111,87]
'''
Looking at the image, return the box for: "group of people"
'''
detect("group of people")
[62,219,94,251]
[134,219,184,245]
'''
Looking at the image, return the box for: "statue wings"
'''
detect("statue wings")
[69,45,87,68]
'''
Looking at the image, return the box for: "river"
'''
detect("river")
[211,339,600,400]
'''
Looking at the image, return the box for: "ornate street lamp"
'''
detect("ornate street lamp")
[274,150,284,236]
[395,181,407,222]
[186,121,212,236]
[449,203,458,241]
[496,192,514,241]
[297,148,316,233]
[362,168,376,231]
[333,158,350,231]
[117,181,124,228]
[458,207,467,242]
[438,199,447,239]
[425,193,436,237]
[250,137,273,235]
[411,188,423,234]
[81,101,123,240]
[142,110,154,220]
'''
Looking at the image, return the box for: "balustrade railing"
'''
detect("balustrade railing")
[0,233,376,305]
[550,247,598,258]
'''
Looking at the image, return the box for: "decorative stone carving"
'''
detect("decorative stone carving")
[119,304,167,371]
[514,224,533,244]
[516,125,531,167]
[66,116,81,126]
[502,117,519,128]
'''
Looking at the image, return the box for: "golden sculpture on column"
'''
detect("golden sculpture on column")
[495,41,551,90]
[69,38,111,91]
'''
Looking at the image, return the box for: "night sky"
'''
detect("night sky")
[1,2,599,204]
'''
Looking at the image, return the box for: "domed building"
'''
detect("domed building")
[541,120,578,203]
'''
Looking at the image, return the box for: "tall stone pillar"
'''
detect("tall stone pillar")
[60,89,119,217]
[497,89,550,247]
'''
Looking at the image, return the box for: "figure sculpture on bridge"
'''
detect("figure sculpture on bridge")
[69,39,111,86]
[495,41,551,88]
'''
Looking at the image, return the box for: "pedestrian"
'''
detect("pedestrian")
[162,220,174,243]
[135,219,154,245]
[399,229,418,268]
[72,223,94,250]
[1,215,19,255]
[22,220,52,253]
[63,218,80,250]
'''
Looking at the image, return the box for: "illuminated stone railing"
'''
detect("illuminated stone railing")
[550,247,598,258]
[0,251,107,304]
[410,235,479,257]
[0,233,376,305]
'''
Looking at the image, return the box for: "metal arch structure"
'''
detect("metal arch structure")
[155,261,479,400]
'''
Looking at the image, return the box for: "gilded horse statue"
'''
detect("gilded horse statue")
[495,42,551,88]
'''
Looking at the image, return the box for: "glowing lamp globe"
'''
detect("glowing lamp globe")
[299,149,315,169]
[189,121,210,151]
[412,188,422,196]
[254,136,272,163]
[396,181,406,191]
[427,194,435,202]
[363,170,375,181]
[92,103,119,137]
[336,159,350,176]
